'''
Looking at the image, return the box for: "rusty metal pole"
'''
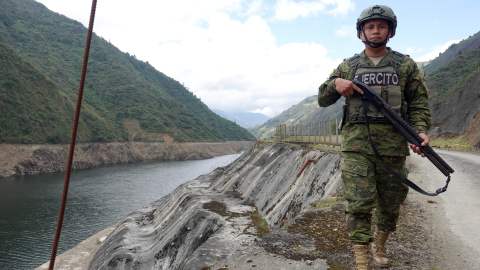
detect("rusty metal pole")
[48,1,97,269]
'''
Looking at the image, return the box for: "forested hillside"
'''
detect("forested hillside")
[248,96,343,139]
[0,0,256,143]
[422,30,480,149]
[423,31,480,76]
[0,43,76,143]
[426,47,480,101]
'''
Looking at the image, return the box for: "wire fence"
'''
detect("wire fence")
[275,117,343,146]
[202,152,242,175]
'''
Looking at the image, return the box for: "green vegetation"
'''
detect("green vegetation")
[250,212,271,237]
[416,61,430,69]
[426,47,480,101]
[0,43,75,143]
[313,198,344,209]
[430,135,476,151]
[0,0,256,143]
[423,31,480,76]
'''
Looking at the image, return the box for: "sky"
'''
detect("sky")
[36,0,480,117]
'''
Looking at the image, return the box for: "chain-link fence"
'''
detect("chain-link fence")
[275,118,342,146]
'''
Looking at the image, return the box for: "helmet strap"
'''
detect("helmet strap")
[361,26,390,48]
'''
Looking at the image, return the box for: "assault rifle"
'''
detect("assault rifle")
[352,79,454,196]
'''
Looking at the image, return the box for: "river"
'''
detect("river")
[0,153,241,270]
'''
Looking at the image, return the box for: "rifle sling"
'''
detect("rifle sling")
[361,98,450,196]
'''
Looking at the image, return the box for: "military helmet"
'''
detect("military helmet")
[356,5,397,39]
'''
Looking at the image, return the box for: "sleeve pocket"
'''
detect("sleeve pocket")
[342,160,369,177]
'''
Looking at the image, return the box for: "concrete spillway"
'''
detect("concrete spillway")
[56,142,342,269]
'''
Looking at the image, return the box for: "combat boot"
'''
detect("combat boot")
[371,226,390,267]
[352,244,372,270]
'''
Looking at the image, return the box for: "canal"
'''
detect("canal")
[0,153,240,269]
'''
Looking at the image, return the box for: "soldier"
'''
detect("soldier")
[318,5,432,270]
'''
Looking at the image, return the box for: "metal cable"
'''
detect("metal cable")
[48,1,97,269]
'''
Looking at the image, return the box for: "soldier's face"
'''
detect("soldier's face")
[360,19,391,42]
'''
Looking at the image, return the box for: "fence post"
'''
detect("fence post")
[323,121,326,143]
[336,118,338,144]
[318,122,321,144]
[300,125,303,142]
[308,124,310,142]
[280,125,283,141]
[329,119,332,144]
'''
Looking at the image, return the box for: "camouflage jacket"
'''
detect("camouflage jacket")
[318,48,432,156]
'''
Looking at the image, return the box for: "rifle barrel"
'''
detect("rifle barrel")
[352,80,454,176]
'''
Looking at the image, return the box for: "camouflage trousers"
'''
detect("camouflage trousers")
[341,151,409,244]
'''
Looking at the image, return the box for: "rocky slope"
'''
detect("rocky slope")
[83,142,341,269]
[428,71,480,149]
[0,141,254,178]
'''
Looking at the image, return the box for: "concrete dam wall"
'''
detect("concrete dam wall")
[41,142,343,270]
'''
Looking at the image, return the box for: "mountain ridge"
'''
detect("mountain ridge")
[0,0,256,143]
[423,31,480,76]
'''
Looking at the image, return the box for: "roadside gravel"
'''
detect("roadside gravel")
[254,152,479,270]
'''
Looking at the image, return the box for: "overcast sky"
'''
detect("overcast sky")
[36,0,480,117]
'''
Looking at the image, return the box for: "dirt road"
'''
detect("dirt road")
[408,149,480,269]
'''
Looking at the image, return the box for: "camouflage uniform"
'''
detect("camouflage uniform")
[318,48,432,244]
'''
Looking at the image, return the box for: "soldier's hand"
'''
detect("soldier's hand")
[334,78,363,98]
[410,133,430,157]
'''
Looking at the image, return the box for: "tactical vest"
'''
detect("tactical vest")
[346,50,406,124]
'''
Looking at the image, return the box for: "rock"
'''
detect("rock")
[74,143,340,270]
[0,141,254,178]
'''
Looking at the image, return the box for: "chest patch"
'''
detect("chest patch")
[354,72,399,86]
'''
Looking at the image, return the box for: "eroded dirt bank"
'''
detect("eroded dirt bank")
[0,141,254,178]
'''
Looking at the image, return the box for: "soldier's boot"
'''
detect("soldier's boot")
[353,244,372,270]
[371,226,390,268]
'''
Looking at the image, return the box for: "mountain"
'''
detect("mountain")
[425,45,480,149]
[423,31,480,76]
[248,96,344,139]
[0,0,256,143]
[426,47,480,101]
[230,112,271,127]
[211,109,270,128]
[0,43,75,143]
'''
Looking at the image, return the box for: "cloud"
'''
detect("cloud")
[335,24,356,38]
[245,0,267,17]
[36,0,343,117]
[406,47,415,55]
[273,0,354,21]
[414,39,462,62]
